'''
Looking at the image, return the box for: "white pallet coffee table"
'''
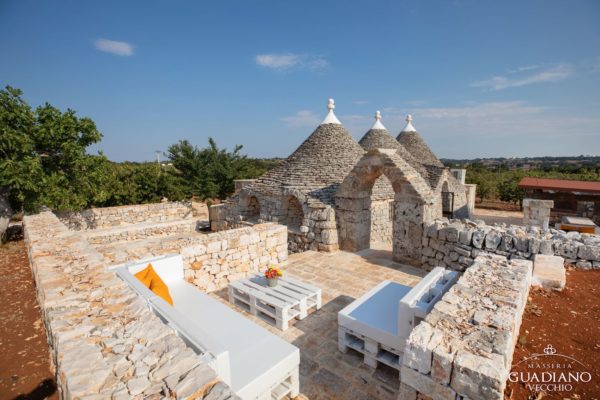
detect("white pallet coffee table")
[228,275,322,330]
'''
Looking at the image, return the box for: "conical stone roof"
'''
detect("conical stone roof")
[249,100,365,205]
[358,112,436,188]
[359,111,403,150]
[396,115,444,168]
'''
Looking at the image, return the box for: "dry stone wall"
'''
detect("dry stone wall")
[422,219,600,271]
[95,223,288,293]
[215,195,339,254]
[370,199,393,244]
[84,219,201,245]
[58,201,193,231]
[23,212,237,399]
[399,254,532,400]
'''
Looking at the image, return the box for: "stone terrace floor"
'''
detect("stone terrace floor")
[211,247,427,400]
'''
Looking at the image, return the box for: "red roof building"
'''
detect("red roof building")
[518,177,600,194]
[518,177,600,224]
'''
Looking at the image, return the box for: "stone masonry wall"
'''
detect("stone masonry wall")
[58,201,193,231]
[23,212,237,399]
[399,254,532,400]
[84,219,201,245]
[218,194,339,255]
[370,200,393,244]
[95,223,288,293]
[421,219,600,271]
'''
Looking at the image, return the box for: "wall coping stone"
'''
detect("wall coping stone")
[24,211,237,399]
[401,254,533,400]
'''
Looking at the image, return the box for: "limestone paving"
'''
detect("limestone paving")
[211,248,427,400]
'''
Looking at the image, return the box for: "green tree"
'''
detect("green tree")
[167,138,264,200]
[497,174,526,207]
[0,86,109,212]
[100,162,186,206]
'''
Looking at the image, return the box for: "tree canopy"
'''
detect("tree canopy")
[0,86,276,213]
[0,86,110,212]
[167,138,272,200]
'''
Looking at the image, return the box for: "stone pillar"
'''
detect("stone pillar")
[450,169,466,184]
[464,184,477,218]
[233,179,256,193]
[523,198,554,231]
[209,204,228,231]
[392,193,437,265]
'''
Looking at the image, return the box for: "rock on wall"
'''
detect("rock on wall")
[58,201,193,231]
[23,212,236,399]
[400,254,532,400]
[422,219,600,271]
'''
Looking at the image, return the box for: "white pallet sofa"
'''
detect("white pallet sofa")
[111,254,300,400]
[338,267,458,373]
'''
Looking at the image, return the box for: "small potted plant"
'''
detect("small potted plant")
[264,266,283,287]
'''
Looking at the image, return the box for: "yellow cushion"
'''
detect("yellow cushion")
[149,273,173,305]
[134,264,154,288]
[133,263,173,305]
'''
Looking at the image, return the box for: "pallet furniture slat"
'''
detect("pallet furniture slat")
[228,274,322,331]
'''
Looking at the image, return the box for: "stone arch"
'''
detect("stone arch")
[281,194,305,230]
[369,174,395,247]
[335,149,439,264]
[240,194,261,221]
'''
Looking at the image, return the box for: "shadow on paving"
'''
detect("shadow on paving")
[12,379,57,400]
[290,295,399,400]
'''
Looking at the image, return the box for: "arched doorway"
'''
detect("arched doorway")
[241,195,261,222]
[335,149,438,264]
[369,175,395,248]
[281,195,304,230]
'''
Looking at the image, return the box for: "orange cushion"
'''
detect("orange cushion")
[149,274,173,305]
[134,264,154,288]
[133,263,173,305]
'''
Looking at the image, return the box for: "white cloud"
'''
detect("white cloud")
[254,53,328,71]
[508,65,540,74]
[94,38,134,56]
[281,110,321,128]
[472,64,572,90]
[378,100,600,158]
[279,101,600,157]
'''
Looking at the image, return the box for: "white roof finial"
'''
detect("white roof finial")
[402,114,416,132]
[370,110,386,130]
[321,98,341,125]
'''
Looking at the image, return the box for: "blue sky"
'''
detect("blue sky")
[1,0,599,161]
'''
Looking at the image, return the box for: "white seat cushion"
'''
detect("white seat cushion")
[167,281,299,396]
[338,281,411,351]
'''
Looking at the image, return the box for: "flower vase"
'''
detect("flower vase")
[267,277,278,287]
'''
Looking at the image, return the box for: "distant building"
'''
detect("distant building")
[518,177,600,224]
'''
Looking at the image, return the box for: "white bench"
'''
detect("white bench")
[337,267,458,373]
[112,254,300,400]
[228,275,322,330]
